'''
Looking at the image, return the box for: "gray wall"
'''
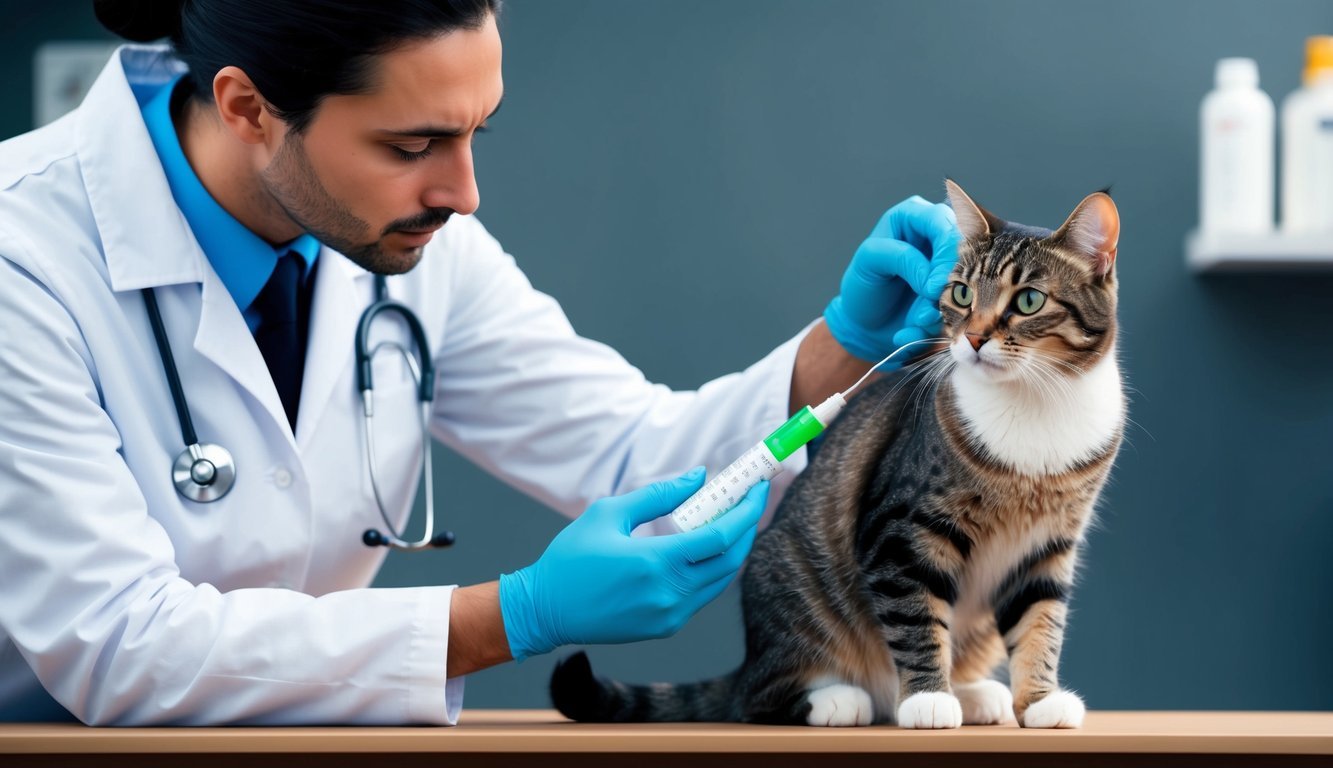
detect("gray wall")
[7,0,1332,713]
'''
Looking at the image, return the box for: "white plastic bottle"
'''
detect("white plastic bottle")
[1280,36,1333,233]
[1200,58,1275,234]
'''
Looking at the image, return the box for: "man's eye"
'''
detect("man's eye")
[390,143,433,161]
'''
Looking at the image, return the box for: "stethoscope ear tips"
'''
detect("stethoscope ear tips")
[362,529,388,548]
[431,531,457,548]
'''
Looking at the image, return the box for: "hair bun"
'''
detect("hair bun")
[93,0,183,42]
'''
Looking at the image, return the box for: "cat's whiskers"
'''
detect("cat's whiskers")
[909,352,957,435]
[1026,349,1151,447]
[901,351,951,414]
[926,354,958,404]
[1014,366,1057,415]
[868,359,934,421]
[1021,358,1069,402]
[1022,347,1089,377]
[1023,349,1149,454]
[1021,358,1081,419]
[868,352,939,423]
[868,341,951,422]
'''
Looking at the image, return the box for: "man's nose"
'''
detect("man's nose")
[422,144,480,216]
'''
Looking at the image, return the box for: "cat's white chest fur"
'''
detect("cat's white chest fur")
[949,351,1125,476]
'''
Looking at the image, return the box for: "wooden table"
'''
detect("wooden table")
[3,710,1331,767]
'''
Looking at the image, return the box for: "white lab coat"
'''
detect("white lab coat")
[0,46,811,725]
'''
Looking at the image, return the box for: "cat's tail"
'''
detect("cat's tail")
[550,651,739,722]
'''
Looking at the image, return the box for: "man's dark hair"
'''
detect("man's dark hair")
[94,0,500,133]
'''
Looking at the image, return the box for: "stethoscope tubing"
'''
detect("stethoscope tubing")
[142,287,200,448]
[142,275,453,550]
[355,277,453,550]
[144,287,238,502]
[355,298,436,405]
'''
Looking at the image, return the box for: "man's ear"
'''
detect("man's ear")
[212,65,274,147]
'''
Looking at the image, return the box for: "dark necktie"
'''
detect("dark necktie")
[253,252,314,431]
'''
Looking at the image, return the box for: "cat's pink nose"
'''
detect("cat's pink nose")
[965,333,986,351]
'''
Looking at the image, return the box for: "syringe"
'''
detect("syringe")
[668,339,929,532]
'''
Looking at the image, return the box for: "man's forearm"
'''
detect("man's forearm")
[447,581,513,677]
[789,319,878,414]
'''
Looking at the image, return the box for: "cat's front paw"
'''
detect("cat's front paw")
[954,679,1014,725]
[805,684,873,726]
[896,691,963,729]
[1021,690,1085,728]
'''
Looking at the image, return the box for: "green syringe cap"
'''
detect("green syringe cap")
[763,394,845,461]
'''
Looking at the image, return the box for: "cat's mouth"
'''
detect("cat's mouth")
[972,355,1012,376]
[950,337,1020,380]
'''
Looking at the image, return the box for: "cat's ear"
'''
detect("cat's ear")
[1052,191,1119,277]
[944,178,1005,242]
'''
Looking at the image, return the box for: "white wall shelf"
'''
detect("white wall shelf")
[1186,230,1333,273]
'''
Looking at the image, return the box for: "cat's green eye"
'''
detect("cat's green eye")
[951,283,973,307]
[1016,288,1046,315]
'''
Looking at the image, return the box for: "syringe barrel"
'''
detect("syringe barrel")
[666,398,844,533]
[668,441,783,532]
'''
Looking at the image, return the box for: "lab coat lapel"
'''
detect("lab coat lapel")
[192,264,296,447]
[80,46,201,292]
[80,46,300,445]
[295,249,369,451]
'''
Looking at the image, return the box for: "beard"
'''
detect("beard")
[259,132,452,275]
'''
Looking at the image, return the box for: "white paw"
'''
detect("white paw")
[805,684,874,726]
[954,679,1014,725]
[896,691,963,729]
[1022,690,1085,728]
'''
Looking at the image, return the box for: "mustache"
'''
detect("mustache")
[383,208,454,236]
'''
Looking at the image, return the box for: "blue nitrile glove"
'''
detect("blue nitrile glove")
[823,195,962,364]
[498,469,769,662]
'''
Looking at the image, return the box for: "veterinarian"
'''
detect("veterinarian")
[0,0,960,724]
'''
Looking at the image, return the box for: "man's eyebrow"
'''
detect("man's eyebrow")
[379,95,504,139]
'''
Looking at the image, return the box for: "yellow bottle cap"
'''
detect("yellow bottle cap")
[1303,35,1333,85]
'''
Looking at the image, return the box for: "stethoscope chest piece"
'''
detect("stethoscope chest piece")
[173,442,236,503]
[143,286,238,505]
[144,277,451,547]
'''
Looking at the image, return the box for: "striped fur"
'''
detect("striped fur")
[550,182,1124,728]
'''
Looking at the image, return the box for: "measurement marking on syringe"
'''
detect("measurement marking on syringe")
[671,442,783,530]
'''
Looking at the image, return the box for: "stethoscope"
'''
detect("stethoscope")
[141,275,455,552]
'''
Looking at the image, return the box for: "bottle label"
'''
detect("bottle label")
[1202,102,1274,233]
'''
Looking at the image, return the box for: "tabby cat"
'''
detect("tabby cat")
[550,180,1125,728]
